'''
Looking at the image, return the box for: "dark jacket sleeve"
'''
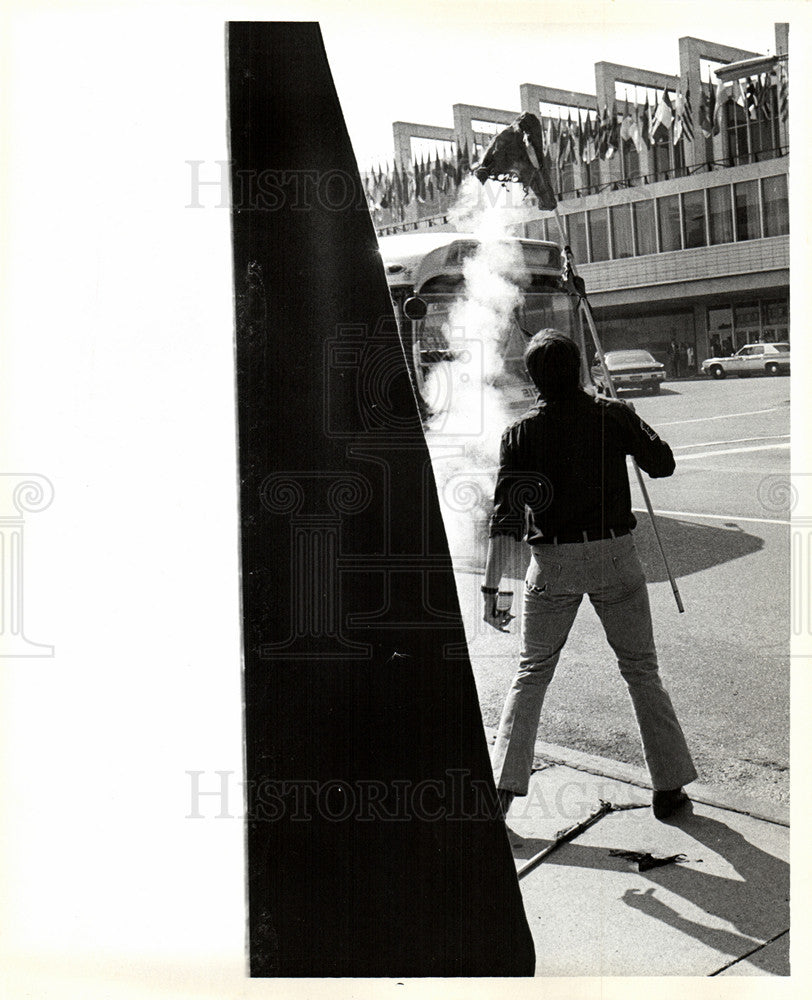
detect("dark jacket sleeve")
[489,427,526,540]
[609,401,675,478]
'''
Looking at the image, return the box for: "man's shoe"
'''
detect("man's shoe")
[652,787,689,820]
[497,788,515,818]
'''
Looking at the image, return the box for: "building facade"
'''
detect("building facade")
[378,25,789,367]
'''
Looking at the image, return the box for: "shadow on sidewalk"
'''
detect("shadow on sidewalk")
[510,806,788,974]
[633,514,765,583]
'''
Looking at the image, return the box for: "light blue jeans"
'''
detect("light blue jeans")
[492,532,697,795]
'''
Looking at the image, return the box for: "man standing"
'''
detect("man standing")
[667,339,678,376]
[483,330,697,820]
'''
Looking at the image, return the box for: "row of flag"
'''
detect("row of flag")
[364,147,470,213]
[540,90,692,167]
[366,66,788,215]
[698,66,788,139]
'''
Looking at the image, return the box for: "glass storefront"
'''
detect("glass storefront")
[707,306,734,356]
[733,302,761,347]
[707,296,789,355]
[594,310,695,366]
[763,299,789,342]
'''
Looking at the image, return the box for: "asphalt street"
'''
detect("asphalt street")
[454,375,790,805]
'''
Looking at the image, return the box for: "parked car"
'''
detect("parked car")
[701,342,790,379]
[591,349,667,394]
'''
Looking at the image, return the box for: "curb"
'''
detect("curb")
[483,726,789,827]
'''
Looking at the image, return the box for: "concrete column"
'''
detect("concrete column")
[776,24,789,152]
[594,63,623,189]
[693,301,710,362]
[679,38,705,169]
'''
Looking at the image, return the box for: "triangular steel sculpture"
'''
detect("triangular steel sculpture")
[229,21,535,977]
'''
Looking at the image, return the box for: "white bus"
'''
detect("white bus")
[377,231,590,414]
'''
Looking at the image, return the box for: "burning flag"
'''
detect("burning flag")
[472,112,558,211]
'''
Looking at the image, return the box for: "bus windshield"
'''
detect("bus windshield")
[417,291,580,379]
[378,232,588,412]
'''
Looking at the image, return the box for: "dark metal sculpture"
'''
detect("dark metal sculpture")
[229,21,536,978]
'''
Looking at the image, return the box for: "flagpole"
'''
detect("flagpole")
[550,206,685,614]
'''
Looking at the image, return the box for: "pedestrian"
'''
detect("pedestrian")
[667,339,678,377]
[483,330,697,821]
[686,344,695,373]
[710,335,721,357]
[722,336,733,357]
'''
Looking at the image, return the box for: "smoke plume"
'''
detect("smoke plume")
[425,178,540,582]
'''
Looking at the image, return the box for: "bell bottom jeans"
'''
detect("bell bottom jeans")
[491,532,697,795]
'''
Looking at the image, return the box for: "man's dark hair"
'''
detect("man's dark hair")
[524,329,581,400]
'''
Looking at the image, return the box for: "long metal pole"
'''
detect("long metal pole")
[552,208,685,613]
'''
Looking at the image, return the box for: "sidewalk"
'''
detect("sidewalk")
[482,726,790,977]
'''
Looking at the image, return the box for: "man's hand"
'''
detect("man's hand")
[483,594,514,633]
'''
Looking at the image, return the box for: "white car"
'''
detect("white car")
[701,342,790,379]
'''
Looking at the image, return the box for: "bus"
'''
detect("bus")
[377,231,590,415]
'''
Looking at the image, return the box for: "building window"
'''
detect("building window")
[588,208,609,261]
[681,190,707,248]
[610,204,634,258]
[567,212,588,264]
[734,180,761,240]
[633,200,656,256]
[657,194,681,251]
[583,159,600,195]
[708,186,734,244]
[558,161,576,197]
[751,86,781,160]
[621,139,640,185]
[651,138,672,180]
[726,98,751,166]
[762,175,789,237]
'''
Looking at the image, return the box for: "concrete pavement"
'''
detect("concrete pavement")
[438,375,791,974]
[483,727,790,977]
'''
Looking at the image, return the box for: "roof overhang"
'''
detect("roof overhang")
[715,55,781,81]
